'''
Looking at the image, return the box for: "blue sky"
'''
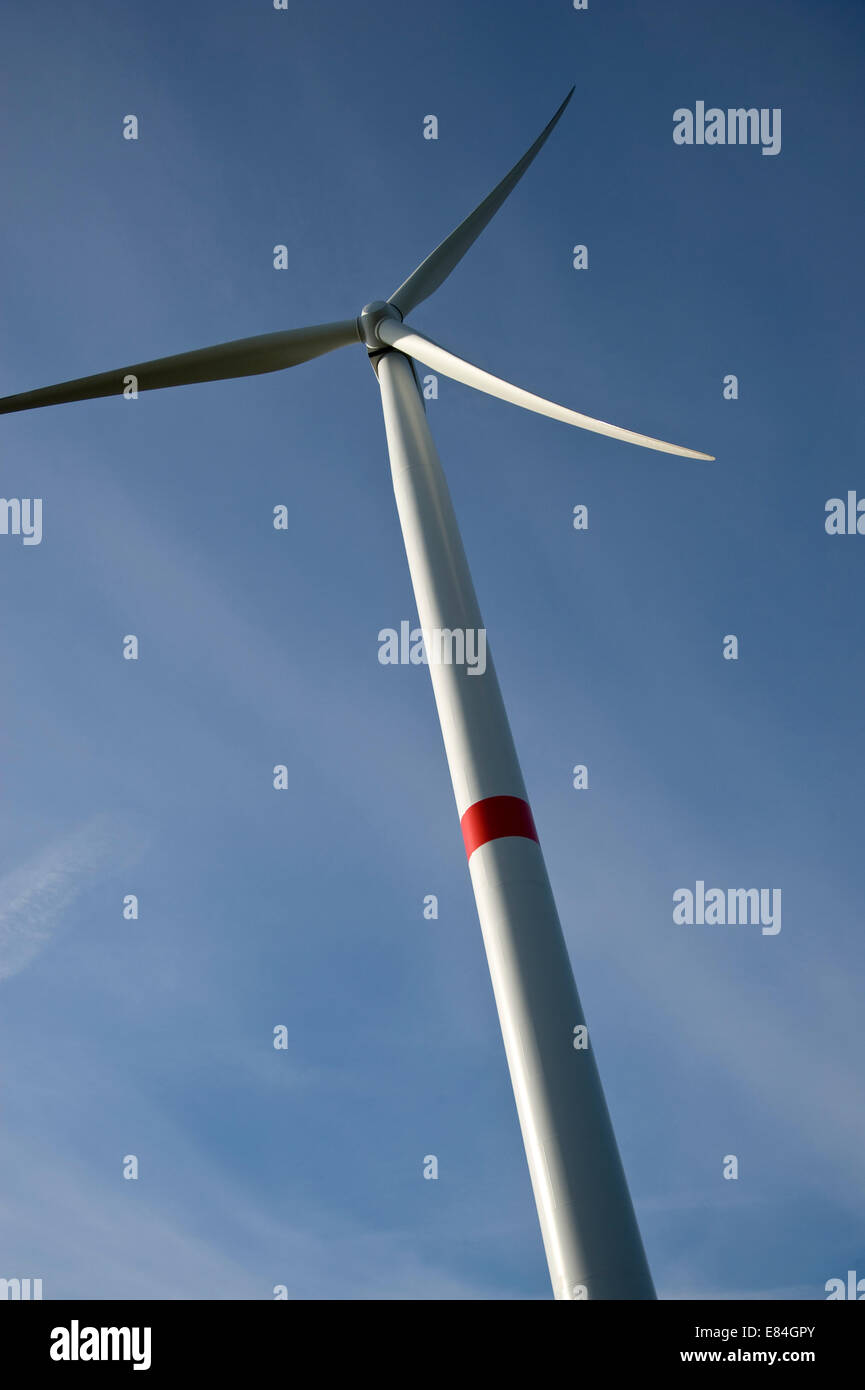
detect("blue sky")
[1,0,863,1299]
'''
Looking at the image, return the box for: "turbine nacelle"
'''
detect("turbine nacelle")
[357,301,404,362]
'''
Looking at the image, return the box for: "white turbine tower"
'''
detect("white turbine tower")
[1,88,712,1300]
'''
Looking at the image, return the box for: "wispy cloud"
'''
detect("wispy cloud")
[0,1122,510,1300]
[0,814,147,982]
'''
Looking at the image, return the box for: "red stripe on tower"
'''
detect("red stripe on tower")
[460,795,539,860]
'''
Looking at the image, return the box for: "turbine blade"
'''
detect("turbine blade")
[0,319,360,415]
[376,319,715,461]
[387,88,575,317]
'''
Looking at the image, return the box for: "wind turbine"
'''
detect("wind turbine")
[1,87,712,1300]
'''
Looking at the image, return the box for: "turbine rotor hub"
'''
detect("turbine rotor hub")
[357,300,403,352]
